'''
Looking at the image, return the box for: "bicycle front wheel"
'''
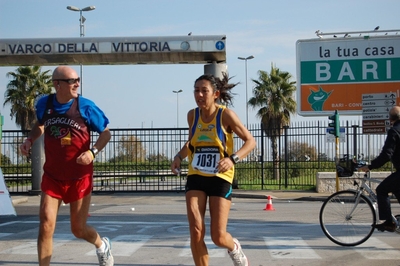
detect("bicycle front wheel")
[319,190,376,246]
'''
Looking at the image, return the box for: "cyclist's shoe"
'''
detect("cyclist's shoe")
[228,238,249,266]
[96,237,114,266]
[373,220,396,232]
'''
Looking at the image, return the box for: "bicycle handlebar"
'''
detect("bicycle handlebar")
[336,158,367,177]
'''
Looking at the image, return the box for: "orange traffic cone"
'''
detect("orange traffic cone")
[264,195,275,211]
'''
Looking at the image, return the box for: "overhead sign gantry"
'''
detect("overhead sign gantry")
[0,35,226,65]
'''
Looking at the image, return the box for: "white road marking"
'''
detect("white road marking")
[0,233,74,255]
[264,236,321,259]
[0,233,12,238]
[0,221,17,227]
[2,222,400,261]
[86,235,152,257]
[180,236,226,257]
[356,237,400,259]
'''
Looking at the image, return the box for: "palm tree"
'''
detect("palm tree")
[248,63,297,180]
[3,66,54,131]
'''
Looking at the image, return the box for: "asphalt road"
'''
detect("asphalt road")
[1,192,400,266]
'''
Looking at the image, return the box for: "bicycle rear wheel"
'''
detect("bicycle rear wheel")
[319,190,376,246]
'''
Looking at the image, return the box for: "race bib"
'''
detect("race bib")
[192,146,220,174]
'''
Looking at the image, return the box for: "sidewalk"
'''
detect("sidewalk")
[232,190,331,201]
[11,196,29,205]
[11,190,331,206]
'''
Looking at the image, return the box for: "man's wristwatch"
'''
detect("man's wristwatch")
[90,147,99,157]
[230,154,240,164]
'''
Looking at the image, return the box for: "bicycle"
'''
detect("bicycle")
[319,159,400,246]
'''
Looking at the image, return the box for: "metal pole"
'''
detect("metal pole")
[79,10,84,37]
[260,122,264,190]
[68,6,96,95]
[238,56,254,127]
[284,125,289,188]
[79,10,83,95]
[245,59,248,126]
[335,136,340,192]
[176,92,179,127]
[30,135,44,195]
[172,90,183,127]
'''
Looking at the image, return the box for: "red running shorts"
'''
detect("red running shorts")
[41,174,93,204]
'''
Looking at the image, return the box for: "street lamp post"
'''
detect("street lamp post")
[67,5,95,96]
[238,55,254,126]
[172,90,183,127]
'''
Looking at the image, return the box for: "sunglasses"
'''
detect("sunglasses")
[53,77,80,84]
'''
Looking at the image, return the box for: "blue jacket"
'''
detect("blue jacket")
[35,94,109,134]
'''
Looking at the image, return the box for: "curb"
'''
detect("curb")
[293,196,328,202]
[11,197,29,205]
[232,192,329,202]
[232,193,267,199]
[9,193,329,205]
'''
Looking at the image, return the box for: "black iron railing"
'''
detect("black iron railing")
[1,120,388,193]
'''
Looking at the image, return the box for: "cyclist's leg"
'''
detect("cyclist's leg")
[376,171,400,220]
[393,189,400,207]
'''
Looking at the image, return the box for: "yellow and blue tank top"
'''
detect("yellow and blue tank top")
[188,105,235,183]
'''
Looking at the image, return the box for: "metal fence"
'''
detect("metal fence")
[1,120,388,193]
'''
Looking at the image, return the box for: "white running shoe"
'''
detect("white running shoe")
[228,238,249,266]
[96,237,114,266]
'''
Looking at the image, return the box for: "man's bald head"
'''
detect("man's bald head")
[52,66,78,80]
[389,106,400,122]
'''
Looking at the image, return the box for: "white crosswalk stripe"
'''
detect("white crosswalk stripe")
[2,225,400,261]
[264,236,321,259]
[356,237,400,260]
[180,236,226,257]
[0,233,12,238]
[0,233,74,255]
[0,240,37,255]
[86,235,152,257]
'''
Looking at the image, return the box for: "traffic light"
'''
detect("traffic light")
[328,110,340,137]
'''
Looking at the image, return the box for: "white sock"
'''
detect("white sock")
[229,242,238,253]
[96,240,105,253]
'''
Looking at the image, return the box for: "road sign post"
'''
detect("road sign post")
[328,110,340,191]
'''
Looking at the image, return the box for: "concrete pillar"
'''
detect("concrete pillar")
[30,135,44,195]
[204,62,227,79]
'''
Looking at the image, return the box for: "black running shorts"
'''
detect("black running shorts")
[185,174,232,200]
